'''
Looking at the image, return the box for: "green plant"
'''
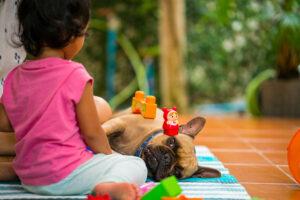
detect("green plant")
[186,0,300,106]
[272,0,300,79]
[185,0,275,104]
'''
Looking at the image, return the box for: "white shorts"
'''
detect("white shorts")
[22,153,147,195]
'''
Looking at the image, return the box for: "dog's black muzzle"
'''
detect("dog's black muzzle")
[142,145,177,181]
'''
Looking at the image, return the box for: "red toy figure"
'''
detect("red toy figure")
[86,194,111,200]
[161,107,179,136]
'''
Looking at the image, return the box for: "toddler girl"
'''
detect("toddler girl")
[0,0,147,199]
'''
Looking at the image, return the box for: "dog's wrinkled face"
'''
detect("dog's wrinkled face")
[140,116,221,181]
[142,134,197,181]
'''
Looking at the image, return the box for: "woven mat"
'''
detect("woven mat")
[0,146,251,200]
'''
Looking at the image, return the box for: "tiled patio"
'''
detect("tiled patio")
[192,115,300,200]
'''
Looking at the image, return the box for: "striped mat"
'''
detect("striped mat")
[0,146,251,200]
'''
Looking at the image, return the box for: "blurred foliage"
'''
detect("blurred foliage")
[186,0,275,104]
[76,0,300,107]
[75,0,158,101]
[273,0,300,79]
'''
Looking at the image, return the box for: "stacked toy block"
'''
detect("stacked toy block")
[131,91,157,119]
[141,176,181,200]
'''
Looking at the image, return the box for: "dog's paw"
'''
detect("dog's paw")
[191,166,221,178]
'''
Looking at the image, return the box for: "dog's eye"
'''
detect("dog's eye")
[166,137,177,150]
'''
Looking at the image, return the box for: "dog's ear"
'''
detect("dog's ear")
[179,117,206,138]
[191,166,221,178]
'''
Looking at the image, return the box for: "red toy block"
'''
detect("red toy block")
[86,194,111,200]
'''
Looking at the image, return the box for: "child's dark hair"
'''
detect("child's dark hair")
[17,0,90,57]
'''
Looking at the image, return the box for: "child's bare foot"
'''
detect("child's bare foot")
[93,182,140,200]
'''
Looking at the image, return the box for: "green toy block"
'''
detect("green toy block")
[142,176,182,200]
[160,176,182,197]
[141,183,166,200]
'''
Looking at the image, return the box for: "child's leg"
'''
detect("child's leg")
[93,96,112,124]
[22,153,147,196]
[91,154,147,200]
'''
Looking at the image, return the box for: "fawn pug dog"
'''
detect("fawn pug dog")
[102,108,221,181]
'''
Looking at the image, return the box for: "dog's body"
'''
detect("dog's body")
[102,108,221,181]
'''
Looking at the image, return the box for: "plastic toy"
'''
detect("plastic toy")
[288,129,300,184]
[162,107,179,136]
[140,182,156,195]
[162,195,203,200]
[86,194,111,200]
[132,91,157,119]
[141,176,182,200]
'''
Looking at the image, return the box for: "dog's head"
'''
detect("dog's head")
[141,117,221,181]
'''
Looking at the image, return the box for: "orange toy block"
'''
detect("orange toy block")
[161,195,203,200]
[131,91,157,119]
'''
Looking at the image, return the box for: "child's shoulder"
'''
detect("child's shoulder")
[68,59,85,69]
[54,58,85,71]
[22,57,85,70]
[45,57,83,67]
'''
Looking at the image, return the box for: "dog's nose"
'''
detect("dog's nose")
[143,147,158,169]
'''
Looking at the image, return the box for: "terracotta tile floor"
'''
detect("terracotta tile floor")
[191,115,300,200]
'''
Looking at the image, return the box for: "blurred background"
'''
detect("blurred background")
[75,0,300,117]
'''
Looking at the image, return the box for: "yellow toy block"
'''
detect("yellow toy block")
[131,91,157,119]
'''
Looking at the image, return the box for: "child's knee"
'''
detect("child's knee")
[110,155,147,185]
[126,157,148,185]
[133,156,147,174]
[93,96,112,124]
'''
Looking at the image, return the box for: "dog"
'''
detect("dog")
[0,108,221,182]
[102,108,221,181]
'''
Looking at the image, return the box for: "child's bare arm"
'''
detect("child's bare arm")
[76,82,112,154]
[0,103,13,132]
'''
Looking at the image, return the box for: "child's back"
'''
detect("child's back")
[2,57,93,185]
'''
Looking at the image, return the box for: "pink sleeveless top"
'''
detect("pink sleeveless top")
[2,57,94,186]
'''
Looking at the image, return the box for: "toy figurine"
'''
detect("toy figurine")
[161,107,179,136]
[131,91,157,119]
